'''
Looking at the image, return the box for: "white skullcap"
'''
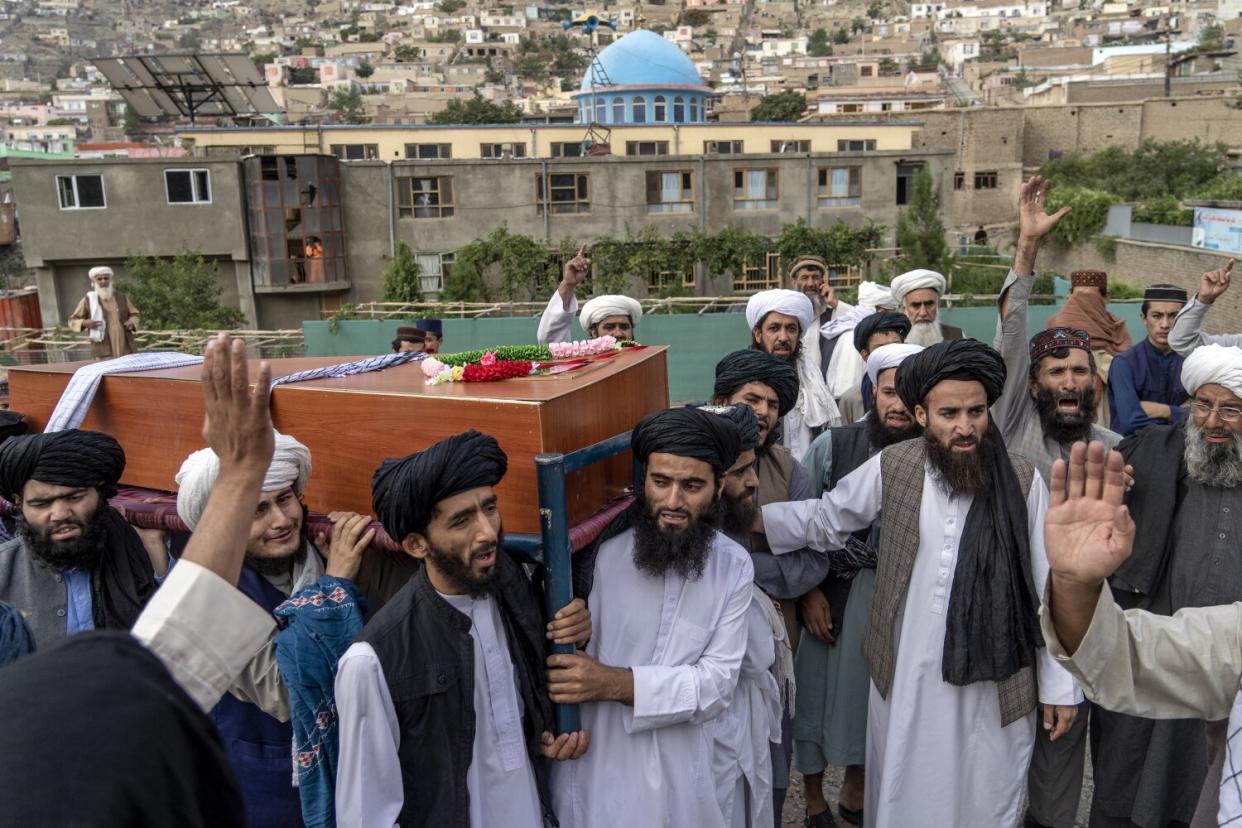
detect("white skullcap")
[866,342,924,388]
[580,295,642,333]
[890,269,947,305]
[745,289,814,333]
[88,266,113,280]
[857,281,894,310]
[1180,344,1242,400]
[175,431,312,530]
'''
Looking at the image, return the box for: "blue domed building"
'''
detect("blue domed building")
[572,30,713,125]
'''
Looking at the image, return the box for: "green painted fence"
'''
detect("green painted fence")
[304,302,1149,404]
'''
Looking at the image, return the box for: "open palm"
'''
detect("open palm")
[1045,442,1136,586]
[1018,175,1071,241]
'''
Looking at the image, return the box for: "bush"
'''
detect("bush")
[381,241,421,302]
[1192,174,1242,202]
[1132,194,1193,226]
[119,250,247,330]
[1045,186,1119,248]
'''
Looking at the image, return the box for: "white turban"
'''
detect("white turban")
[580,295,642,333]
[745,289,813,333]
[890,269,947,306]
[857,281,894,311]
[175,431,312,530]
[88,266,113,281]
[1180,344,1242,399]
[866,342,924,388]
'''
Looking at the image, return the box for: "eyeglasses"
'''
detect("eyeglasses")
[1190,400,1242,422]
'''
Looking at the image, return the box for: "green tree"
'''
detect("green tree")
[119,251,246,331]
[354,60,374,78]
[808,28,832,57]
[428,93,523,124]
[1193,174,1242,201]
[1040,140,1227,201]
[392,44,421,61]
[749,90,806,122]
[1132,194,1193,226]
[1044,185,1119,247]
[1199,23,1225,51]
[908,48,940,71]
[436,0,466,11]
[328,87,367,124]
[893,167,951,276]
[682,8,711,27]
[832,28,851,45]
[427,28,463,43]
[867,1,884,18]
[516,53,548,81]
[878,56,901,76]
[382,241,422,302]
[851,16,869,34]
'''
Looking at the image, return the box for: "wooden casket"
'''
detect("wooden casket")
[6,347,670,536]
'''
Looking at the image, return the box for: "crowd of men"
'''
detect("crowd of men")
[3,176,1242,828]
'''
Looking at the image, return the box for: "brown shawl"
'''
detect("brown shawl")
[1046,291,1133,356]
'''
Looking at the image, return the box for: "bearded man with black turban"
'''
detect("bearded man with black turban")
[754,339,1082,827]
[334,430,591,828]
[548,407,755,828]
[0,429,165,648]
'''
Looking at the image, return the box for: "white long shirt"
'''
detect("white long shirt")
[762,453,1081,827]
[334,592,543,828]
[551,528,754,828]
[536,290,576,344]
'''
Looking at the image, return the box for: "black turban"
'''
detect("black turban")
[713,350,799,419]
[895,339,1006,413]
[853,311,912,354]
[697,403,761,453]
[371,429,508,542]
[0,430,125,501]
[632,407,742,475]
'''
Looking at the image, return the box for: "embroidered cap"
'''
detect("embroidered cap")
[1029,327,1092,362]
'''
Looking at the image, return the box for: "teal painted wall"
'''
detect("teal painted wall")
[305,302,1149,404]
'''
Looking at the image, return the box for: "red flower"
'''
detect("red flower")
[461,360,533,382]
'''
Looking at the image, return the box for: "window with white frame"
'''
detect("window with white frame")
[165,169,211,204]
[415,252,455,295]
[56,174,105,209]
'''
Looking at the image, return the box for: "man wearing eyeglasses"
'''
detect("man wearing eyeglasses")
[1090,342,1242,828]
[993,176,1122,828]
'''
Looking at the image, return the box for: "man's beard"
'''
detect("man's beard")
[21,499,109,573]
[1034,384,1096,445]
[1184,421,1242,488]
[925,427,996,497]
[721,490,758,539]
[428,534,503,598]
[906,321,944,347]
[94,284,114,301]
[632,496,722,581]
[867,407,922,448]
[806,291,826,318]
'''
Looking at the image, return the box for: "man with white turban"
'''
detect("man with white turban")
[816,284,904,422]
[889,268,963,347]
[175,431,378,828]
[795,341,923,827]
[746,288,841,459]
[537,245,642,343]
[1089,341,1242,828]
[67,266,140,360]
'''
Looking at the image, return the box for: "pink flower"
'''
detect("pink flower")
[480,352,497,366]
[421,358,446,378]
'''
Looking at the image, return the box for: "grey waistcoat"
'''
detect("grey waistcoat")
[0,537,71,649]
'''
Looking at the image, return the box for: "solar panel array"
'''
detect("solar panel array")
[92,53,282,120]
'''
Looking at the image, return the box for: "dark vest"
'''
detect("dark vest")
[863,438,1038,726]
[816,422,876,631]
[208,566,302,828]
[358,554,557,828]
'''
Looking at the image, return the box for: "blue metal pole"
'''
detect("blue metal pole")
[535,452,581,734]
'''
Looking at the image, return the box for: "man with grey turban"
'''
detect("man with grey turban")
[67,266,140,360]
[175,430,378,827]
[551,407,755,827]
[756,339,1081,826]
[1090,342,1242,828]
[537,244,642,344]
[746,288,842,459]
[337,430,591,827]
[889,268,963,346]
[0,429,163,649]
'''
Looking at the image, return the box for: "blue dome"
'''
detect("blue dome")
[580,30,704,91]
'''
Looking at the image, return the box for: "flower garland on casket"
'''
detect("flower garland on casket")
[422,336,640,385]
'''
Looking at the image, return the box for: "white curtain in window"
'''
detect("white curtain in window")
[746,170,766,198]
[661,172,680,203]
[416,254,442,292]
[831,168,850,197]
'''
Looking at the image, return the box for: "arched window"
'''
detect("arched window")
[672,96,685,123]
[689,96,700,122]
[612,96,625,123]
[632,95,647,123]
[653,95,667,122]
[594,96,606,123]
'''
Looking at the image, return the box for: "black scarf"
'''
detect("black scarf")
[91,507,158,630]
[942,422,1044,687]
[0,631,245,827]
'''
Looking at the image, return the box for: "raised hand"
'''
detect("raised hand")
[819,281,838,310]
[1018,175,1071,242]
[1198,259,1234,305]
[1046,441,1135,587]
[201,333,274,480]
[562,244,590,289]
